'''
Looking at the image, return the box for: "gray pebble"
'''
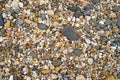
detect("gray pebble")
[112,5,120,12]
[61,25,79,41]
[117,72,120,79]
[16,19,24,25]
[0,14,4,26]
[38,23,48,30]
[52,59,62,67]
[74,11,82,18]
[116,18,120,27]
[91,0,100,4]
[74,49,82,56]
[40,14,46,20]
[68,5,79,12]
[0,0,3,2]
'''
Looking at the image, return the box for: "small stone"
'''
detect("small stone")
[9,75,14,80]
[16,19,24,25]
[117,72,120,79]
[76,75,86,80]
[88,58,94,65]
[41,69,50,75]
[74,49,82,56]
[0,0,3,2]
[116,18,120,27]
[112,5,120,12]
[74,11,82,18]
[41,14,46,20]
[110,12,116,18]
[0,14,4,26]
[38,23,48,30]
[4,21,10,28]
[61,25,79,41]
[91,0,100,4]
[11,0,19,9]
[68,5,79,12]
[52,59,62,67]
[47,10,54,16]
[106,75,115,80]
[18,2,23,8]
[51,74,58,79]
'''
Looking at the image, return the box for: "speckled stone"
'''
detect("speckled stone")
[116,18,120,27]
[61,25,79,41]
[16,19,24,25]
[52,59,62,67]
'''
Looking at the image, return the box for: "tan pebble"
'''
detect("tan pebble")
[51,74,58,79]
[39,0,45,5]
[55,42,62,47]
[4,21,10,28]
[88,58,93,65]
[11,0,19,9]
[106,75,115,80]
[25,19,32,24]
[41,69,50,75]
[110,12,116,18]
[76,75,86,80]
[47,10,54,16]
[55,66,61,72]
[43,65,49,69]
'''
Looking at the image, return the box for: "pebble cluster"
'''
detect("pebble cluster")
[0,0,120,80]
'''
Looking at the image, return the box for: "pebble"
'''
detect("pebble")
[11,0,19,9]
[0,14,4,26]
[9,75,14,80]
[52,59,62,67]
[18,2,23,8]
[117,72,120,79]
[110,12,116,18]
[47,10,54,16]
[0,0,3,2]
[112,5,120,12]
[4,21,10,28]
[38,23,48,30]
[88,58,94,65]
[116,18,120,27]
[91,0,100,4]
[76,75,86,80]
[74,49,82,56]
[51,74,58,79]
[74,11,82,18]
[16,19,24,25]
[68,5,79,12]
[61,25,79,41]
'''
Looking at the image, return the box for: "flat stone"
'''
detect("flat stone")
[16,19,24,25]
[74,11,82,18]
[38,23,48,30]
[47,10,54,16]
[52,59,62,67]
[61,25,78,41]
[88,58,94,65]
[91,0,100,4]
[74,49,82,56]
[51,74,58,79]
[68,5,79,12]
[0,14,4,26]
[116,18,120,27]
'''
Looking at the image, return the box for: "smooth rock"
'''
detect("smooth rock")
[47,10,54,16]
[0,0,3,2]
[110,12,116,18]
[112,5,120,12]
[16,19,24,25]
[88,58,94,65]
[0,14,4,26]
[74,49,82,56]
[9,75,14,80]
[68,5,79,12]
[18,2,23,8]
[38,23,48,30]
[76,75,86,80]
[61,25,78,41]
[11,0,19,9]
[52,59,62,67]
[91,0,100,4]
[0,36,3,42]
[51,74,58,79]
[74,11,82,18]
[116,18,120,27]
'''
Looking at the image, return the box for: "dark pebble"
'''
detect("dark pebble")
[52,59,62,67]
[34,2,39,7]
[38,23,48,30]
[74,49,82,56]
[61,25,79,41]
[91,0,100,4]
[116,18,120,27]
[68,5,79,12]
[104,19,112,26]
[117,72,120,78]
[74,11,83,18]
[0,14,4,26]
[40,14,46,20]
[32,66,38,71]
[43,55,52,60]
[112,5,120,12]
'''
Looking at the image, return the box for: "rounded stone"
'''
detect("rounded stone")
[76,75,86,80]
[88,58,94,65]
[110,12,116,18]
[38,23,48,30]
[16,19,24,25]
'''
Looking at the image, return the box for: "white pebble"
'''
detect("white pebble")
[88,58,93,65]
[18,2,23,8]
[0,36,4,42]
[9,75,13,80]
[72,17,76,22]
[99,21,104,25]
[51,74,58,79]
[85,39,91,44]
